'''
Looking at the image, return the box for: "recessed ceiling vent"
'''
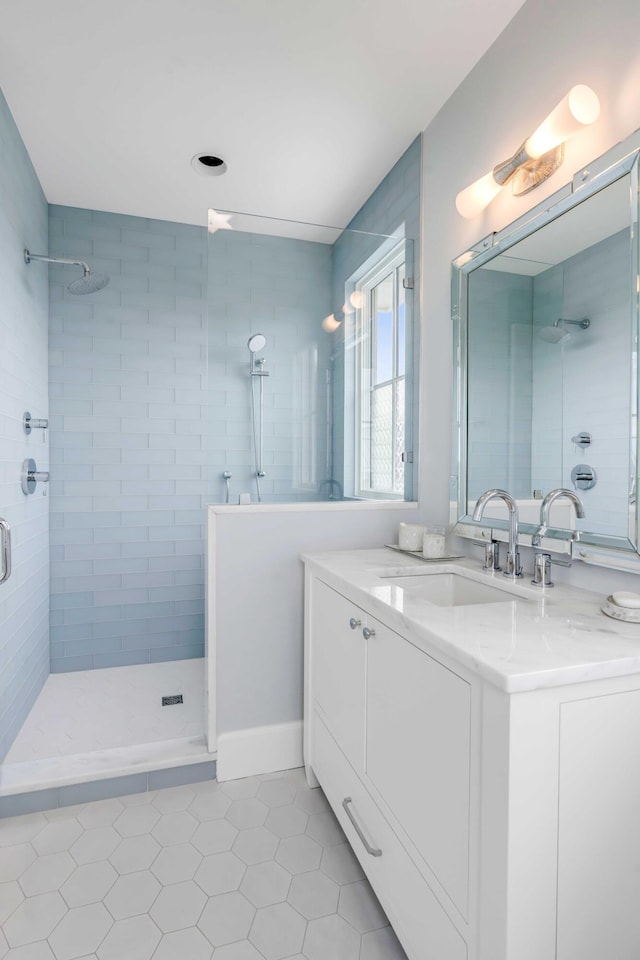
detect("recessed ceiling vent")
[191,153,227,176]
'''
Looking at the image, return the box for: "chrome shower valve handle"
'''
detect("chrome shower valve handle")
[21,458,50,495]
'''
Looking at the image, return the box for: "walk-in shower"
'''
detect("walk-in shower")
[249,333,269,502]
[24,248,110,294]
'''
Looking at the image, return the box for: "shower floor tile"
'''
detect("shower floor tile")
[0,769,409,960]
[5,660,205,763]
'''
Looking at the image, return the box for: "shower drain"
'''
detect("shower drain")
[162,695,184,706]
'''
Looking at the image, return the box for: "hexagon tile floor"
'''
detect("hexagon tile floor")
[0,767,410,959]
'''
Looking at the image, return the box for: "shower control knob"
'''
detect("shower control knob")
[21,459,50,495]
[349,618,361,630]
[23,412,49,435]
[571,463,597,491]
[362,627,376,639]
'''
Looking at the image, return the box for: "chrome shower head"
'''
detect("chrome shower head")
[24,249,110,296]
[538,317,590,343]
[538,325,570,344]
[248,334,266,353]
[67,268,110,295]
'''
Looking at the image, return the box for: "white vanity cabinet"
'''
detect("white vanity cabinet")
[305,572,473,959]
[304,558,640,960]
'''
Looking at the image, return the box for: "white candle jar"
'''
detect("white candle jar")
[398,522,425,551]
[422,527,446,559]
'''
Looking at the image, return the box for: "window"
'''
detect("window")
[354,246,406,498]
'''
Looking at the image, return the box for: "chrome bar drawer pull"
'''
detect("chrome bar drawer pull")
[349,617,361,630]
[342,797,382,857]
[362,626,375,639]
[0,518,11,584]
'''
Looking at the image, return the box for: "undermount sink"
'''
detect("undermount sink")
[381,572,518,607]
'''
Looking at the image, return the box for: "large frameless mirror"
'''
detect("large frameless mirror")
[452,135,640,566]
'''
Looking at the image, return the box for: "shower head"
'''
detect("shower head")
[538,325,570,344]
[538,317,590,343]
[24,249,110,296]
[248,334,266,353]
[67,268,110,296]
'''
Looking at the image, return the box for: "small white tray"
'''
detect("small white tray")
[384,544,463,563]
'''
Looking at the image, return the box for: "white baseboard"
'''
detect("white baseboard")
[216,720,303,782]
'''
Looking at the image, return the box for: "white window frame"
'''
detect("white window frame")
[353,244,406,500]
[293,342,318,493]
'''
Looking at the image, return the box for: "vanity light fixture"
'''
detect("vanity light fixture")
[455,85,600,219]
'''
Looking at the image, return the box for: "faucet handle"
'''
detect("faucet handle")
[531,552,553,587]
[483,539,501,571]
[505,550,523,578]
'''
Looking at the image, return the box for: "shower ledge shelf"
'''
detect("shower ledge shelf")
[0,735,214,797]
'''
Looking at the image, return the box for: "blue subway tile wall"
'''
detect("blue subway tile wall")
[48,206,208,672]
[0,88,50,761]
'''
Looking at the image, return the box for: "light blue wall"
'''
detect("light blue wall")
[48,207,207,672]
[0,89,50,759]
[49,209,332,671]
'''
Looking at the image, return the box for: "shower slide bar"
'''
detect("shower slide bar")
[0,518,11,584]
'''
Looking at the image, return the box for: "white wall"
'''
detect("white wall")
[419,0,640,592]
[210,502,420,739]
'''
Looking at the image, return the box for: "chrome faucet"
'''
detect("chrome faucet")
[472,489,522,578]
[532,488,585,546]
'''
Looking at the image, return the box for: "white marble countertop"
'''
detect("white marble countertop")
[303,548,640,693]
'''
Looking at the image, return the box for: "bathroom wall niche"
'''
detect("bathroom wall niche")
[452,133,640,564]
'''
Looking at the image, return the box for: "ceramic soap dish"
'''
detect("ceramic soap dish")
[602,595,640,623]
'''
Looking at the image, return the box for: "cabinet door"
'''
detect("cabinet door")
[310,579,366,771]
[366,619,471,917]
[557,690,640,960]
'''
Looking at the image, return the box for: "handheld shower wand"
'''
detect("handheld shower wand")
[248,335,269,502]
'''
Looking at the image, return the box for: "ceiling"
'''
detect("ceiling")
[0,0,526,230]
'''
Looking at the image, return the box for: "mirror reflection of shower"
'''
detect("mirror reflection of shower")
[248,334,269,502]
[538,317,590,343]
